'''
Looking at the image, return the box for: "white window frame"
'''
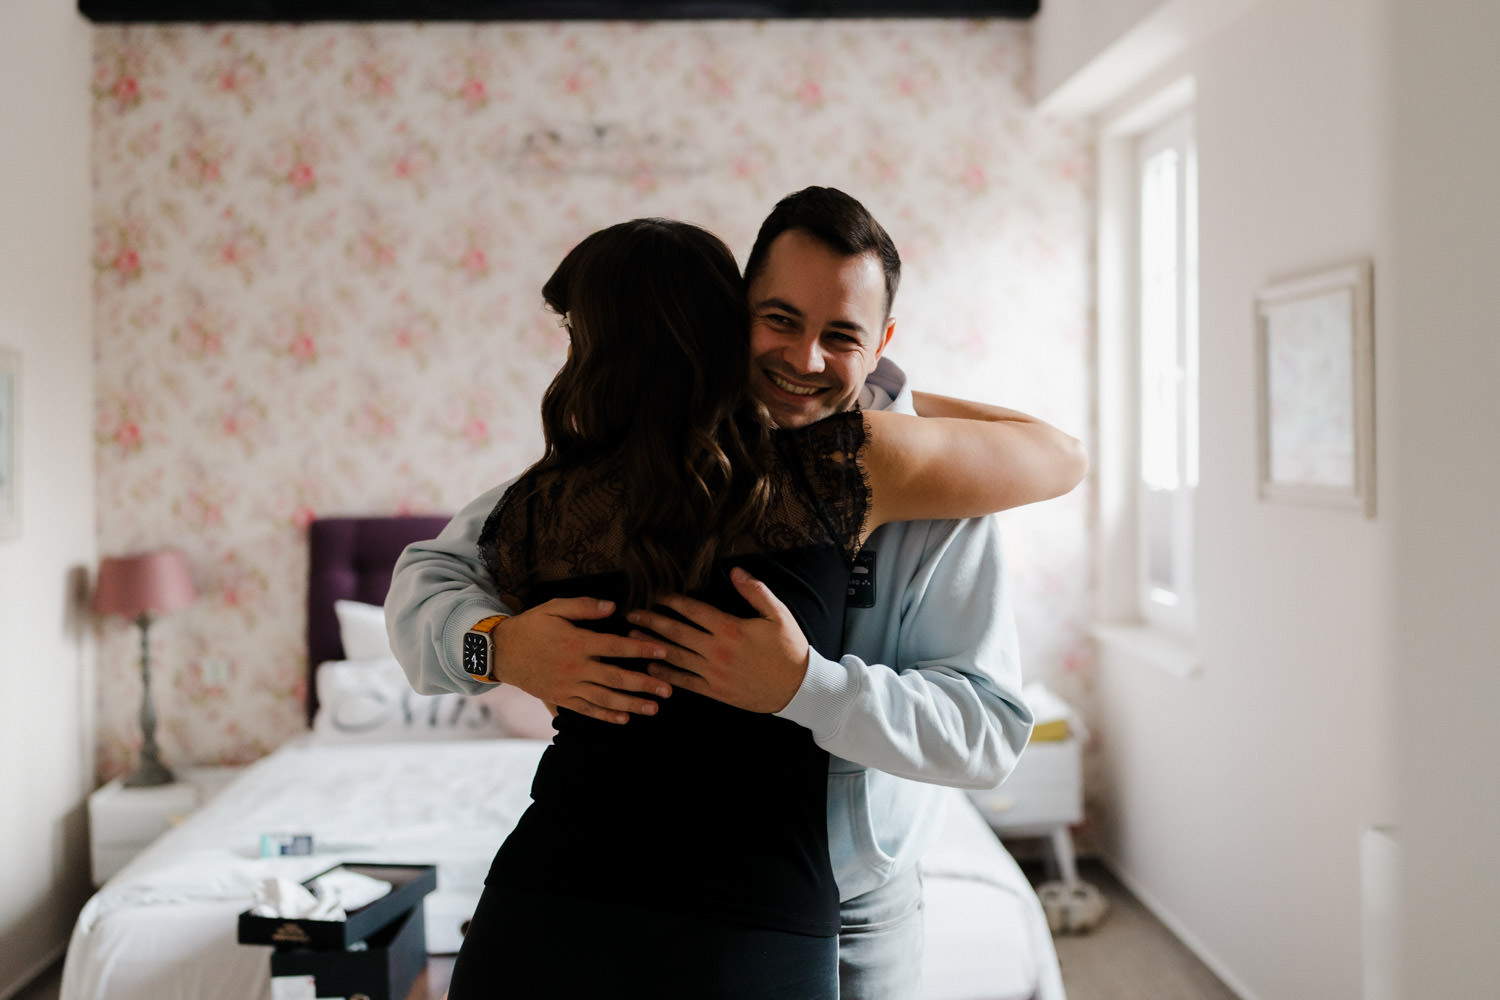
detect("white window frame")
[1092,79,1201,677]
[1134,111,1198,633]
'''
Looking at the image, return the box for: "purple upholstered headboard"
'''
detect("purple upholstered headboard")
[306,515,451,725]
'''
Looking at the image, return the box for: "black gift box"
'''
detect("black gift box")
[270,902,427,1000]
[238,863,437,950]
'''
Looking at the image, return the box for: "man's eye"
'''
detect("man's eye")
[826,332,859,346]
[765,313,794,327]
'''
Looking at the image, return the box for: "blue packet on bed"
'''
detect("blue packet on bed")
[260,833,315,857]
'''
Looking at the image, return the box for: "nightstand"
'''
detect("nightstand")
[968,737,1084,886]
[88,765,242,886]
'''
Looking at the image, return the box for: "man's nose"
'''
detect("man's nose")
[785,333,825,374]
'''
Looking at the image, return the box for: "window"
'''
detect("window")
[1135,113,1198,632]
[1092,83,1200,673]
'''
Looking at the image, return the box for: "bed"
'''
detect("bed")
[61,516,1064,1000]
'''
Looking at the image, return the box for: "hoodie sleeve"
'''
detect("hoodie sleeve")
[385,480,518,695]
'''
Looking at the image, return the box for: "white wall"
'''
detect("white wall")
[0,0,97,994]
[1387,1,1500,994]
[1033,0,1260,115]
[1083,0,1394,997]
[1033,0,1166,102]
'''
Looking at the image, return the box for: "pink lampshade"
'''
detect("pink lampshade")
[94,549,198,618]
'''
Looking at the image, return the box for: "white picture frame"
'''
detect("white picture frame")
[0,348,17,539]
[1255,260,1375,516]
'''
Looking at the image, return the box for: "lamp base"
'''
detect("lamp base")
[125,613,176,788]
[122,753,176,788]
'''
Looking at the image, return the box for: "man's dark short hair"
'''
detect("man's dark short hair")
[743,186,902,320]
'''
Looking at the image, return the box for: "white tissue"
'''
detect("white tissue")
[250,877,344,920]
[308,868,393,913]
[250,869,391,921]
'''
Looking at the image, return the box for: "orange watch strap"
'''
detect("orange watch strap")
[471,614,506,635]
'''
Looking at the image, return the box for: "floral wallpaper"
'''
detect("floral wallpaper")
[91,19,1093,778]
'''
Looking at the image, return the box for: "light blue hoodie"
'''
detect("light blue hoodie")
[385,357,1033,901]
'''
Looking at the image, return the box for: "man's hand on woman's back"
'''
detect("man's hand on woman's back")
[492,597,673,725]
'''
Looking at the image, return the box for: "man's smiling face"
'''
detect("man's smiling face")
[745,229,895,429]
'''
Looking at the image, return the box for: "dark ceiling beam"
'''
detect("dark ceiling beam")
[79,0,1040,22]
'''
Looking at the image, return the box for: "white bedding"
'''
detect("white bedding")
[920,791,1067,1000]
[62,737,1062,1000]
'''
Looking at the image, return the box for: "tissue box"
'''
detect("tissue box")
[238,863,437,950]
[270,901,426,1000]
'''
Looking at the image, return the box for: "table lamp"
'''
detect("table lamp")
[94,549,197,787]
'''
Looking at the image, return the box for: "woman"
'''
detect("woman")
[448,218,1078,998]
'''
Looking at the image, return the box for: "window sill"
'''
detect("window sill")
[1090,623,1201,679]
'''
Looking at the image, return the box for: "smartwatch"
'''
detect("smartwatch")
[462,614,507,681]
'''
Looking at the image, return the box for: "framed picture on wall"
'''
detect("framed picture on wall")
[0,348,17,538]
[1255,260,1375,517]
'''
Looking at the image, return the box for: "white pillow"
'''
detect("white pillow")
[312,656,554,743]
[333,600,394,660]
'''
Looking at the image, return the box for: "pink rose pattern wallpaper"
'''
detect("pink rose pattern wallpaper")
[91,20,1093,778]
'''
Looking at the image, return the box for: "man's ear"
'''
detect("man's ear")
[873,316,896,359]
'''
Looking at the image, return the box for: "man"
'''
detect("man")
[386,187,1085,998]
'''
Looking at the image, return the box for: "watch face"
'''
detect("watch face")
[463,633,487,675]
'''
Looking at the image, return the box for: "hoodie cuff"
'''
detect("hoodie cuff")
[440,597,510,693]
[775,646,861,740]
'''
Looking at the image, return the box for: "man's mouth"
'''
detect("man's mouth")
[765,370,824,397]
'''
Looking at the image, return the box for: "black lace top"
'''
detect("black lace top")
[476,409,870,937]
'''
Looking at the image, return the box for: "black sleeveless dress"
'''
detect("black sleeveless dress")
[446,410,869,999]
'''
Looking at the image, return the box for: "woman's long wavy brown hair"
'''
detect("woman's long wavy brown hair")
[524,218,774,606]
